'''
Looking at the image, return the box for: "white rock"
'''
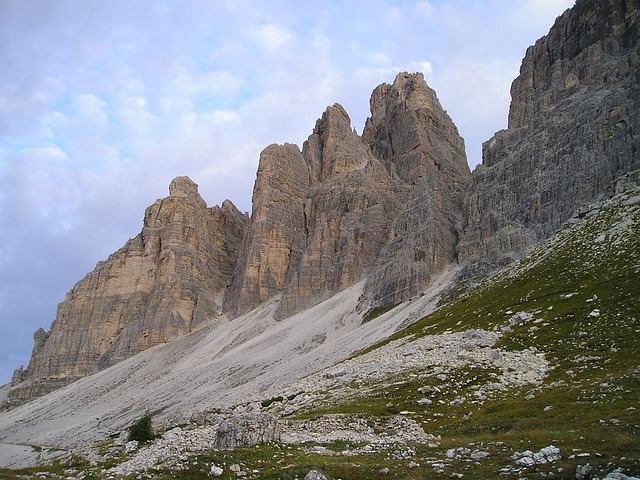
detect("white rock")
[209,465,223,477]
[304,470,328,480]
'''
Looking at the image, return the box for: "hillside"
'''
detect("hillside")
[1,169,638,479]
[1,0,639,477]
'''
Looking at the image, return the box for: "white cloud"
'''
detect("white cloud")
[251,24,293,53]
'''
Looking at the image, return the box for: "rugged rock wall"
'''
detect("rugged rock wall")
[6,177,247,406]
[227,73,470,319]
[8,0,638,407]
[363,73,470,306]
[458,0,640,273]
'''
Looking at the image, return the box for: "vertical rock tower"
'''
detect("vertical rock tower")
[227,72,471,318]
[7,177,247,406]
[459,0,640,272]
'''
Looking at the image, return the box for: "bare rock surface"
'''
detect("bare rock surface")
[5,177,247,407]
[459,0,640,274]
[363,73,471,307]
[230,73,470,320]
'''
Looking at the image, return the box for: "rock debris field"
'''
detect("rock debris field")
[100,320,553,478]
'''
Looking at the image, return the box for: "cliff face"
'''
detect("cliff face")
[227,73,470,319]
[458,0,640,272]
[6,177,247,406]
[363,73,470,307]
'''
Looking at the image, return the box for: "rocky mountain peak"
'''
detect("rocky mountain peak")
[303,102,369,182]
[169,175,200,197]
[459,0,639,274]
[364,72,467,189]
[5,0,638,411]
[4,177,248,407]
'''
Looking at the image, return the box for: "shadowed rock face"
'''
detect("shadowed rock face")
[458,0,640,273]
[363,73,470,307]
[6,177,248,406]
[227,73,470,319]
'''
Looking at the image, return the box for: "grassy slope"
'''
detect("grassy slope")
[3,191,639,479]
[278,190,639,479]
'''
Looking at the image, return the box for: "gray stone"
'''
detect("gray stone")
[304,470,328,480]
[214,414,280,449]
[209,465,223,477]
[459,0,640,276]
[576,463,593,480]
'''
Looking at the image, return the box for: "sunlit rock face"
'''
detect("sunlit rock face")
[458,0,640,274]
[6,177,247,406]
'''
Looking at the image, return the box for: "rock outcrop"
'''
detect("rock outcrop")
[5,177,247,407]
[363,73,470,306]
[458,0,640,273]
[227,73,470,319]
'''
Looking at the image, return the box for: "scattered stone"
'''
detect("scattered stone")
[470,450,491,460]
[209,465,223,477]
[379,467,390,475]
[508,312,533,326]
[604,468,640,479]
[123,441,138,453]
[304,470,328,480]
[575,463,593,480]
[323,368,346,379]
[513,446,561,467]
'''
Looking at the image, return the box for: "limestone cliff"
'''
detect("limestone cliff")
[6,177,247,407]
[363,73,470,306]
[458,0,640,273]
[227,73,470,319]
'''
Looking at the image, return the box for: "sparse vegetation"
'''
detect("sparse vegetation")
[2,193,638,479]
[362,304,398,324]
[127,412,156,444]
[261,395,284,408]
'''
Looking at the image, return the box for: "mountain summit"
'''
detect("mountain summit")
[7,71,473,406]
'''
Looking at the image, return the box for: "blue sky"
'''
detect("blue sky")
[0,0,575,385]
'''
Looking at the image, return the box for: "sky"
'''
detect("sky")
[0,0,575,385]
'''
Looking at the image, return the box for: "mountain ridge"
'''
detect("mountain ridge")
[1,0,639,475]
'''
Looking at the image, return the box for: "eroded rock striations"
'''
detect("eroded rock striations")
[458,0,640,273]
[363,73,469,307]
[227,73,470,319]
[5,177,247,407]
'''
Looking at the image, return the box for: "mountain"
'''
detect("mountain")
[458,0,639,273]
[4,177,248,407]
[6,71,472,408]
[0,0,639,476]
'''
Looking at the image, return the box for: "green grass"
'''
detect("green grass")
[292,191,640,477]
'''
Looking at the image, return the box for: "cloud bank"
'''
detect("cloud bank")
[0,0,574,384]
